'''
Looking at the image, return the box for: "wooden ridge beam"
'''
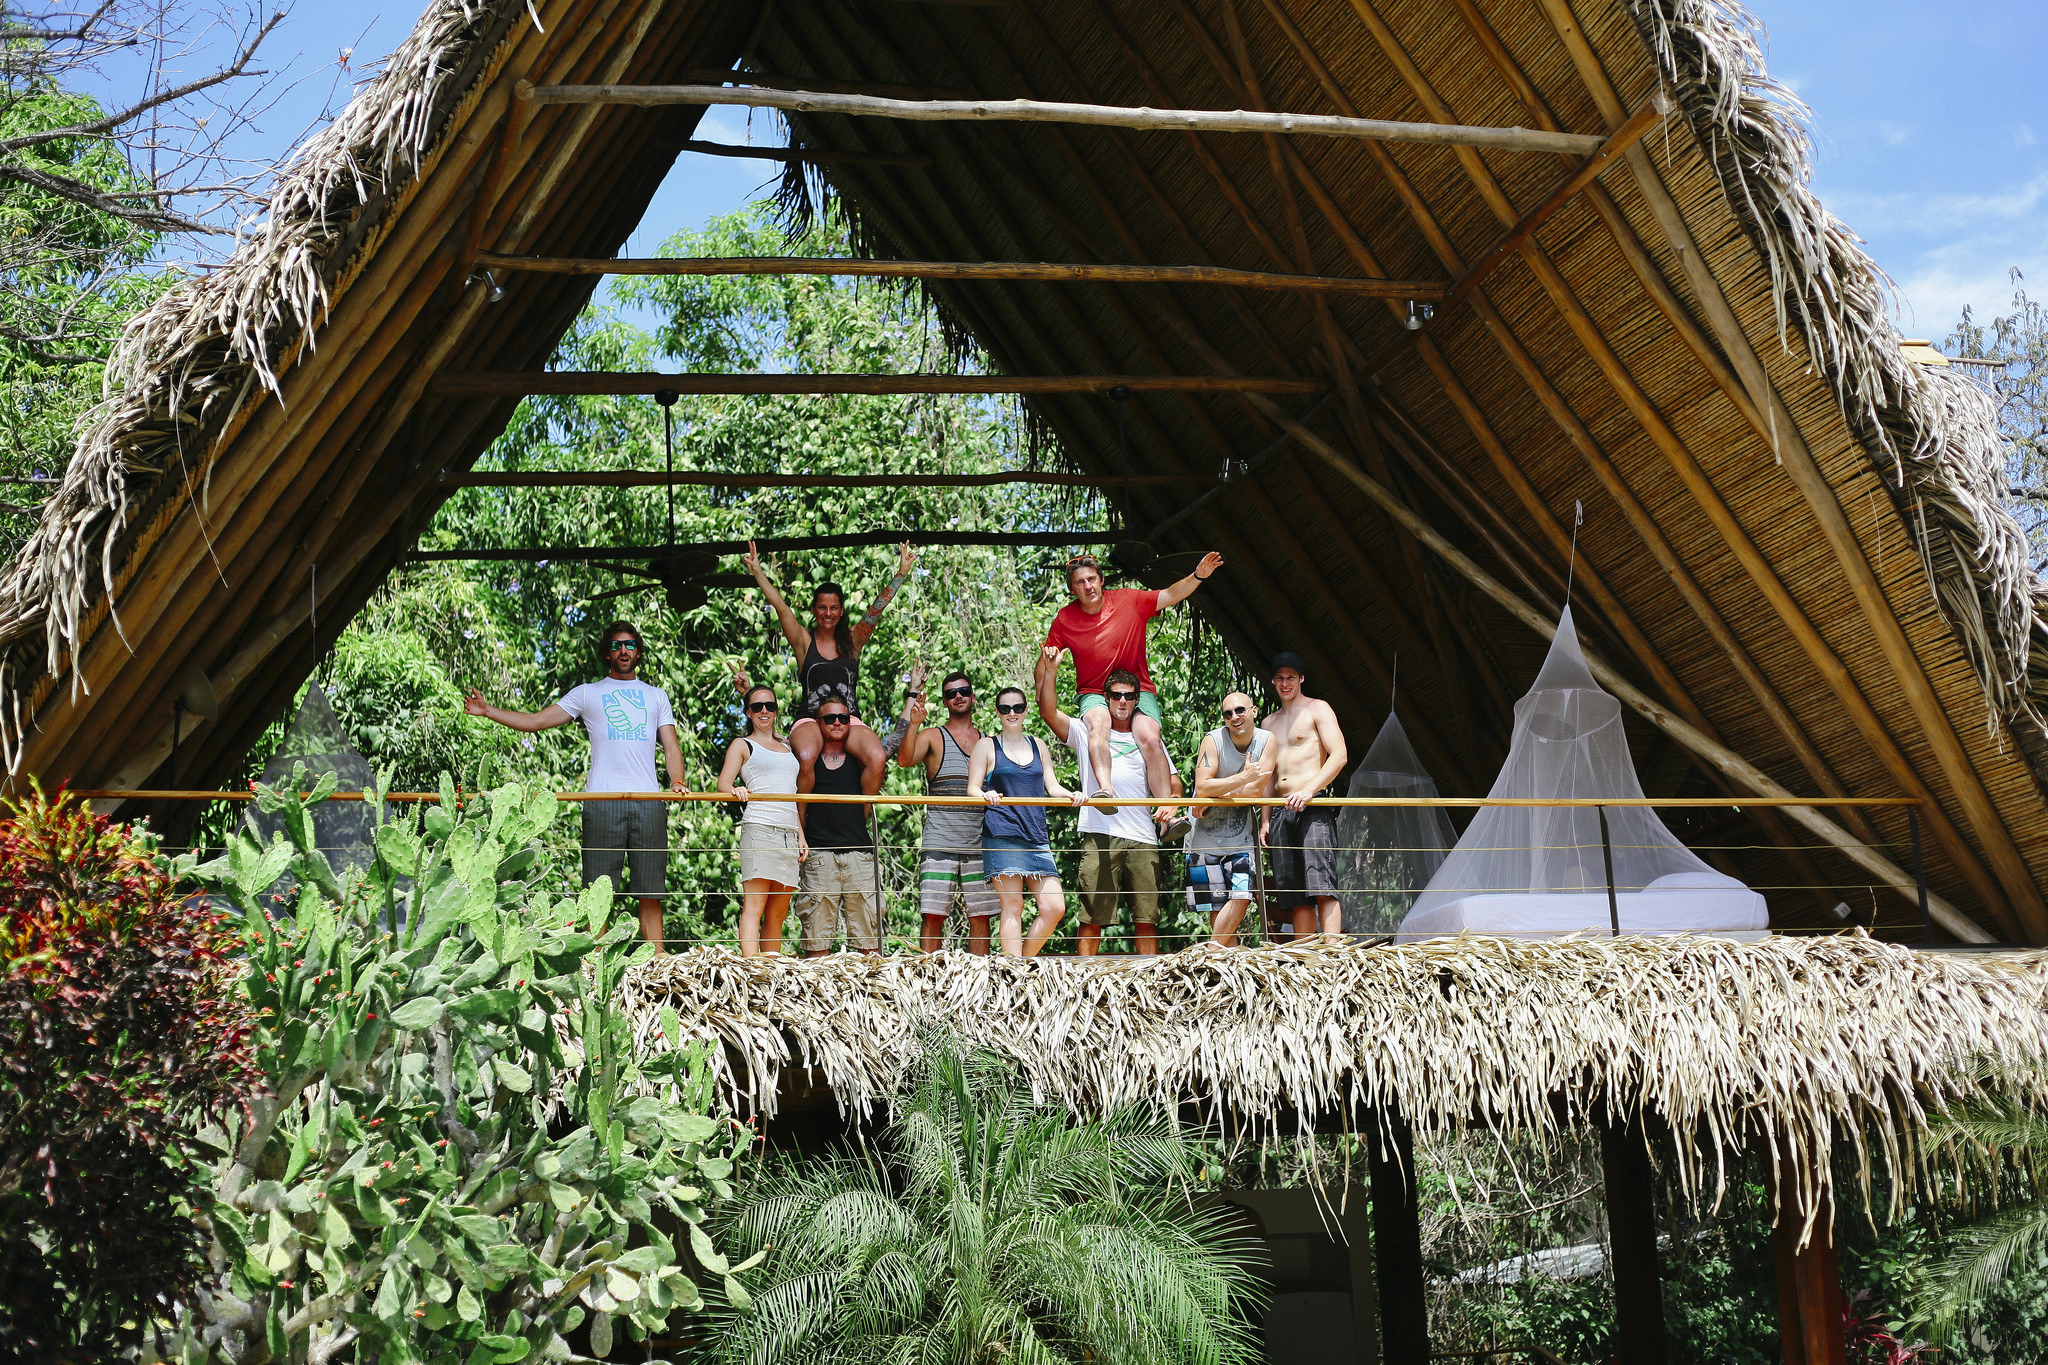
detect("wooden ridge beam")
[439,470,1215,488]
[669,67,971,100]
[410,531,1116,561]
[475,251,1448,298]
[429,371,1324,396]
[668,140,935,167]
[514,80,1609,155]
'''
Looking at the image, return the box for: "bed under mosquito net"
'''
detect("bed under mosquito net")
[1397,609,1766,940]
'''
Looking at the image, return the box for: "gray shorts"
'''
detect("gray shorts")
[581,800,668,898]
[738,821,802,888]
[1267,805,1339,904]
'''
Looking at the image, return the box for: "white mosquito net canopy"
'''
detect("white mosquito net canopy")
[1336,711,1457,934]
[1399,608,1766,940]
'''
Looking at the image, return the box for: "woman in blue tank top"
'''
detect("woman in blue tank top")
[966,685,1083,956]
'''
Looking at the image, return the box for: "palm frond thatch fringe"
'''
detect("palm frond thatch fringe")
[619,936,2048,1233]
[1634,0,2039,733]
[0,0,521,758]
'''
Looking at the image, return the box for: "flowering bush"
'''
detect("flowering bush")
[0,785,259,1361]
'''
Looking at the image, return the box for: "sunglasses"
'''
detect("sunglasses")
[995,701,1028,715]
[819,713,852,725]
[1222,705,1250,718]
[746,701,778,713]
[607,639,642,652]
[1106,690,1139,703]
[942,686,973,700]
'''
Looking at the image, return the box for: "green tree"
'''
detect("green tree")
[1946,271,2048,570]
[700,1045,1267,1365]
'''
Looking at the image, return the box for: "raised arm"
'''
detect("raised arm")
[852,541,916,650]
[743,541,811,657]
[895,664,936,769]
[465,690,572,733]
[1033,650,1073,736]
[1157,550,1224,611]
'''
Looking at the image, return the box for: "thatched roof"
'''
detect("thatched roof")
[4,0,2047,941]
[618,936,2048,1227]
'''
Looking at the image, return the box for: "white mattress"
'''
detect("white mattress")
[1397,871,1768,941]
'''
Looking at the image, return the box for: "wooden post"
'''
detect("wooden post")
[1598,1115,1666,1365]
[1769,1172,1848,1365]
[1366,1112,1428,1364]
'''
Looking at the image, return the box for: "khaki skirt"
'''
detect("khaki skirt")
[738,821,802,888]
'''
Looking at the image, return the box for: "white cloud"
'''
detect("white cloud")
[1876,120,1915,147]
[1814,169,2048,330]
[2016,124,2038,149]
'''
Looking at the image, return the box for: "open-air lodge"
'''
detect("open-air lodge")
[7,0,2048,1357]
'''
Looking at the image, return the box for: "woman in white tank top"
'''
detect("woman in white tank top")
[717,683,806,954]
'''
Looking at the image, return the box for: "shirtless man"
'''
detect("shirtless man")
[896,664,996,954]
[1041,551,1222,815]
[1261,652,1349,940]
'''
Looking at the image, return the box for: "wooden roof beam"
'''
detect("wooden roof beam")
[428,371,1323,397]
[474,251,1448,298]
[410,532,1114,560]
[513,80,1610,155]
[439,470,1217,489]
[668,140,934,167]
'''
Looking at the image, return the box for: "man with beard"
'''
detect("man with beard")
[897,665,996,953]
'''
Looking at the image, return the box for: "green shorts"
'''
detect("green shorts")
[1078,689,1164,724]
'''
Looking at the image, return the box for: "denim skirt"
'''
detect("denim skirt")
[982,836,1058,881]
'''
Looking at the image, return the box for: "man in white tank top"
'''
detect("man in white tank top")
[464,619,684,950]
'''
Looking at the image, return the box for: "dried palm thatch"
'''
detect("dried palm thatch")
[620,935,2048,1229]
[0,0,519,747]
[1637,0,2039,735]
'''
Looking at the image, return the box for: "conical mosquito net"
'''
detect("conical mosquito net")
[253,682,375,882]
[1400,608,1765,939]
[1336,711,1457,934]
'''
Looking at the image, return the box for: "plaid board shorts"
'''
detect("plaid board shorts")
[919,847,999,919]
[1185,849,1255,914]
[580,799,668,897]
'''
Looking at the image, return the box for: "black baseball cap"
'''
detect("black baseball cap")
[1270,651,1308,678]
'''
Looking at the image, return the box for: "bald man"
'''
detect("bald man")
[1185,691,1275,947]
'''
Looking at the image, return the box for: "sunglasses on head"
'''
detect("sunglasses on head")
[1222,704,1250,718]
[608,638,642,652]
[942,685,973,700]
[746,700,778,713]
[995,701,1028,715]
[1107,690,1139,702]
[819,712,851,725]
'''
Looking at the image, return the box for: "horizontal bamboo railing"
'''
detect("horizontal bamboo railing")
[75,790,1923,808]
[513,81,1610,156]
[472,252,1450,299]
[437,470,1217,489]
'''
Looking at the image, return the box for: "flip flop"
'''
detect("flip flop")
[1159,817,1193,843]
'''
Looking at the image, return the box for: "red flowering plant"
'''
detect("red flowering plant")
[0,783,259,1361]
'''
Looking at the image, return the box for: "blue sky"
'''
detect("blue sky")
[87,0,2048,339]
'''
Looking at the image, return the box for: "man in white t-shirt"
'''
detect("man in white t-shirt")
[465,619,685,950]
[1034,656,1179,956]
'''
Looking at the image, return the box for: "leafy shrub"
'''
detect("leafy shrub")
[0,785,258,1361]
[158,771,748,1364]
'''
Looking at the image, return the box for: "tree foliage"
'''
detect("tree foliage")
[700,1045,1267,1365]
[0,784,259,1362]
[1946,271,2048,571]
[159,771,747,1364]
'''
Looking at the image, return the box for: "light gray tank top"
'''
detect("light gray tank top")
[920,725,986,853]
[1186,727,1268,854]
[739,738,800,830]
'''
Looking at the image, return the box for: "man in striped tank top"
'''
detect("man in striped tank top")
[896,665,997,953]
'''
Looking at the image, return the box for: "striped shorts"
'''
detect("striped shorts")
[919,847,999,920]
[581,800,668,897]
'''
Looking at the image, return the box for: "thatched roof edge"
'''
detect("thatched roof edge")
[1633,0,2041,741]
[620,936,2048,1224]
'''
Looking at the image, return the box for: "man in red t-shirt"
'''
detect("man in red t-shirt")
[1042,551,1224,809]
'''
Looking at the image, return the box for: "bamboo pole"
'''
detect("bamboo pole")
[412,531,1114,560]
[474,250,1448,298]
[514,79,1609,155]
[429,370,1325,396]
[439,470,1212,488]
[670,139,933,166]
[668,67,970,100]
[70,788,1919,808]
